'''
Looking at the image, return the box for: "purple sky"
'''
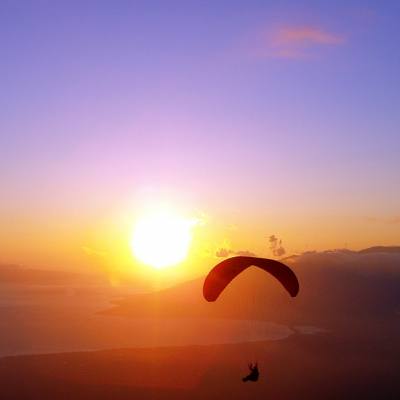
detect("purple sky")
[1,1,399,268]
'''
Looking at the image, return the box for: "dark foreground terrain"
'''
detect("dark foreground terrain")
[1,248,399,399]
[0,329,398,400]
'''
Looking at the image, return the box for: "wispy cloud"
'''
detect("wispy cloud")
[215,248,232,258]
[215,248,256,258]
[273,26,343,46]
[235,250,257,257]
[260,25,344,59]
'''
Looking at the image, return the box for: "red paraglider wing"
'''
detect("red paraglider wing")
[203,256,299,302]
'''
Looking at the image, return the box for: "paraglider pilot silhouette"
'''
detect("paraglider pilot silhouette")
[203,256,299,382]
[242,362,259,382]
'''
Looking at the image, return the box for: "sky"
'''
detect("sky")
[1,1,399,277]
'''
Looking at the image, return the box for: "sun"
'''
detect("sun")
[131,209,194,269]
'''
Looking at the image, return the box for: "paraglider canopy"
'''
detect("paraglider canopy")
[203,256,299,302]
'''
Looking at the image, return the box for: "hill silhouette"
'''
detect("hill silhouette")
[103,247,400,330]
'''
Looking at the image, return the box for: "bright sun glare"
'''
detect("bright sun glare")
[131,209,194,269]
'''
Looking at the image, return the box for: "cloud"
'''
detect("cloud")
[268,235,286,257]
[215,248,257,258]
[235,250,257,257]
[273,26,343,46]
[263,25,344,59]
[215,248,232,258]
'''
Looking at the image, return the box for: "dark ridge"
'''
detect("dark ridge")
[358,246,400,254]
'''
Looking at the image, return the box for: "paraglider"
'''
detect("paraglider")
[203,256,299,302]
[242,362,259,382]
[203,256,299,382]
